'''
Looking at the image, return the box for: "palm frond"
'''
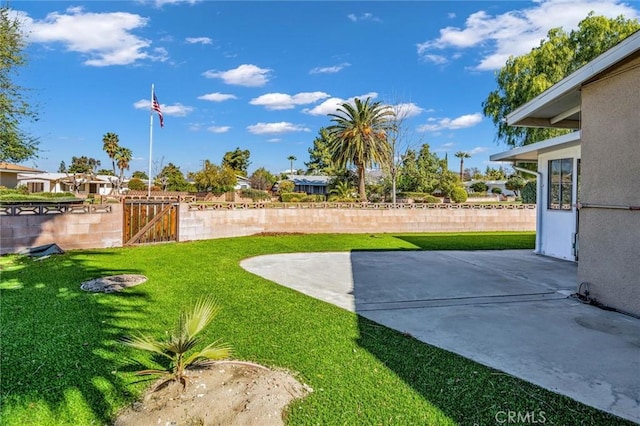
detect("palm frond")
[184,340,232,366]
[184,296,220,337]
[121,334,172,359]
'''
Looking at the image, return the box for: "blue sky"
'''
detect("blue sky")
[11,0,640,177]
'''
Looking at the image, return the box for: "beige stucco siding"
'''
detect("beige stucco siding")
[578,53,640,316]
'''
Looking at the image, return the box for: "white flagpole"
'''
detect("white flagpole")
[148,84,154,198]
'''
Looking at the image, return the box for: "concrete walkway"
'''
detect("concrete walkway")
[240,250,640,423]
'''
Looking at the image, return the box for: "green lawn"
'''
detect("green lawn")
[0,232,629,425]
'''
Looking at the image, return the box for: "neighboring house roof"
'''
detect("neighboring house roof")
[0,162,43,173]
[507,31,640,129]
[286,175,332,186]
[490,131,581,163]
[17,172,116,184]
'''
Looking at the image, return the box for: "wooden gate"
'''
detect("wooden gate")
[123,199,179,246]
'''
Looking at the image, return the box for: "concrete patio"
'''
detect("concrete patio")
[241,250,640,423]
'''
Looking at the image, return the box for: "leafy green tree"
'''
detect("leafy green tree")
[158,163,191,191]
[0,7,39,162]
[113,146,132,192]
[506,175,527,197]
[305,128,337,175]
[222,147,251,176]
[96,169,115,176]
[436,159,461,198]
[68,156,100,174]
[454,151,471,181]
[131,170,148,180]
[189,160,237,194]
[327,97,394,202]
[249,167,276,191]
[483,13,639,147]
[397,144,441,194]
[485,166,508,181]
[57,161,66,173]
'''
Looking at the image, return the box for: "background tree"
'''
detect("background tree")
[483,13,639,147]
[57,161,66,173]
[327,97,394,202]
[68,156,100,174]
[102,132,120,175]
[0,7,39,162]
[112,146,132,193]
[127,177,146,191]
[305,128,337,175]
[485,166,509,181]
[386,102,419,203]
[189,161,237,194]
[454,151,471,181]
[158,163,191,191]
[397,144,440,194]
[222,147,251,176]
[287,155,297,175]
[96,169,115,176]
[131,170,148,180]
[505,175,527,197]
[249,167,276,191]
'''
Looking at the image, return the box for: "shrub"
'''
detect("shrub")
[396,192,440,203]
[239,188,271,201]
[127,178,146,191]
[521,180,537,204]
[450,187,468,203]
[470,181,488,193]
[491,187,502,194]
[280,192,306,202]
[278,180,295,194]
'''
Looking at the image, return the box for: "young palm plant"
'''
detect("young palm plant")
[122,296,231,389]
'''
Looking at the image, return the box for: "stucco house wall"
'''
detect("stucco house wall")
[577,54,640,316]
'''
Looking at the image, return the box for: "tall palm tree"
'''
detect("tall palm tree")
[113,146,132,193]
[455,151,471,181]
[327,97,394,202]
[102,132,120,175]
[287,155,297,175]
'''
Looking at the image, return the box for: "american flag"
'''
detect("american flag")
[152,92,164,128]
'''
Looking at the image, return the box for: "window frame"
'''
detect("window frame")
[547,158,573,211]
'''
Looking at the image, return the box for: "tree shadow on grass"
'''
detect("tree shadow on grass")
[0,251,153,425]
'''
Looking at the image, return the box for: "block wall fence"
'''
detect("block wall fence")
[0,203,536,254]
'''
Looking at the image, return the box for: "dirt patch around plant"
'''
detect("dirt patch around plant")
[114,362,312,426]
[80,274,147,293]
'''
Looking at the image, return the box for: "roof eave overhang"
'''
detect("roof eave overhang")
[490,131,581,163]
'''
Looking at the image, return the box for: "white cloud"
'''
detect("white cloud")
[417,113,482,132]
[417,0,640,70]
[470,146,489,155]
[202,64,271,87]
[309,63,351,74]
[186,37,212,45]
[198,93,237,102]
[134,99,194,116]
[152,0,201,6]
[207,126,231,133]
[391,102,424,119]
[247,122,311,135]
[249,92,330,110]
[20,7,163,66]
[304,92,379,116]
[347,12,382,22]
